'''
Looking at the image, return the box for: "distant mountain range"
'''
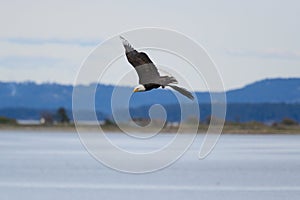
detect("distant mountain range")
[0,78,300,122]
[226,78,300,103]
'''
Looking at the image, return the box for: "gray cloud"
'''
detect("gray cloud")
[1,37,100,47]
[226,48,300,61]
[0,56,63,68]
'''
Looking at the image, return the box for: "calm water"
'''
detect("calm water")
[0,130,300,200]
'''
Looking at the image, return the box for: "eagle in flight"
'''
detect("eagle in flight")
[120,36,194,100]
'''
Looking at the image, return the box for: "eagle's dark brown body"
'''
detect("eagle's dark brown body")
[120,36,194,100]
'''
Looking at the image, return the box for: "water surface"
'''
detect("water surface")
[0,131,299,200]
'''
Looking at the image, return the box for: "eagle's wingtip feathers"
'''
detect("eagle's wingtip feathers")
[120,36,135,52]
[119,35,125,41]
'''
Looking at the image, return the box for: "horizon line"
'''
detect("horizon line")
[0,76,299,93]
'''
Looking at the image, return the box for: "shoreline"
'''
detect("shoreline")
[1,124,300,134]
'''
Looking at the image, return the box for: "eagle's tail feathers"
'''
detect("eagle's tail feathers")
[167,84,194,100]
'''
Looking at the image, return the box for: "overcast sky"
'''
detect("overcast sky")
[0,0,299,90]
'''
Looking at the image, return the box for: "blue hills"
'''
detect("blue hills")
[0,78,300,122]
[226,78,300,103]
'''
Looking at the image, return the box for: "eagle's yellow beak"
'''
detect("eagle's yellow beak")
[133,88,139,92]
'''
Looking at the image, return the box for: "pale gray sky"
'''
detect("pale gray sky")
[0,0,299,90]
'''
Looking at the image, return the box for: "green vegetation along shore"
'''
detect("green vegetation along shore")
[1,121,300,134]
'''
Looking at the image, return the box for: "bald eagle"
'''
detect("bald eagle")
[120,36,194,100]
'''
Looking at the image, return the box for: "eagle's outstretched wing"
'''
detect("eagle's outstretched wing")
[120,36,161,85]
[120,36,194,100]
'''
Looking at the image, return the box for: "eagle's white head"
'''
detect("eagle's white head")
[133,84,146,92]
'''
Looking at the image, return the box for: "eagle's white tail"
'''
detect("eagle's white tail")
[167,85,194,100]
